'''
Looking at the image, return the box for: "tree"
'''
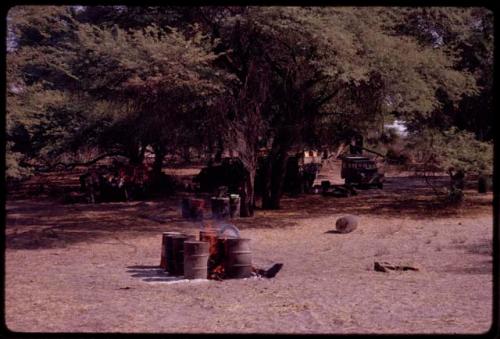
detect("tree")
[6,6,491,215]
[203,7,480,210]
[404,127,492,202]
[72,22,232,175]
[7,6,232,179]
[391,7,493,141]
[6,6,118,173]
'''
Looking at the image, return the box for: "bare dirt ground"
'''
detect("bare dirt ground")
[4,162,494,334]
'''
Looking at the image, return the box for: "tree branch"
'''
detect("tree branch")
[312,86,341,110]
[36,151,130,172]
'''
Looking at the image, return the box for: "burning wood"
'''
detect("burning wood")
[210,264,225,281]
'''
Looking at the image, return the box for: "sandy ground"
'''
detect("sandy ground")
[4,165,494,334]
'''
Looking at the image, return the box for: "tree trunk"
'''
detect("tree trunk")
[128,142,144,166]
[269,151,289,209]
[262,133,292,210]
[214,138,224,163]
[182,145,191,163]
[152,144,165,178]
[261,156,273,208]
[239,167,255,217]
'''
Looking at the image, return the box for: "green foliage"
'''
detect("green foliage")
[405,127,493,175]
[74,23,231,98]
[6,142,32,179]
[7,7,234,177]
[5,5,493,188]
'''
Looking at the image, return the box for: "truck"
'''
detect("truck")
[341,155,384,188]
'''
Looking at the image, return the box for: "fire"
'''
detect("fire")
[209,264,225,280]
[200,222,225,280]
[200,222,240,280]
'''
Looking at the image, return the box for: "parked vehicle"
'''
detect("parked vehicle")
[341,155,384,188]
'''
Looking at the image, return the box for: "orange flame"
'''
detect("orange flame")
[201,222,228,280]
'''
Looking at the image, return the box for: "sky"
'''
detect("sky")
[384,120,408,136]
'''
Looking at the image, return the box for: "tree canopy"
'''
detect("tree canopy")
[6,6,493,212]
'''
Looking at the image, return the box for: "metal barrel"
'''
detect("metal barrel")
[165,233,186,273]
[167,234,194,275]
[222,238,252,279]
[160,231,182,269]
[199,229,219,241]
[229,195,240,218]
[183,241,209,279]
[211,197,230,219]
[189,198,205,221]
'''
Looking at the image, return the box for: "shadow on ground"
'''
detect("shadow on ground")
[442,238,493,275]
[237,176,491,229]
[6,175,491,250]
[126,265,189,283]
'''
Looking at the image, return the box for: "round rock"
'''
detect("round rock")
[335,215,358,233]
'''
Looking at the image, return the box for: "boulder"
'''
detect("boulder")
[335,215,358,233]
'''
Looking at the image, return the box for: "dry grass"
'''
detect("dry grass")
[373,246,391,257]
[450,235,468,245]
[376,224,403,238]
[4,168,494,334]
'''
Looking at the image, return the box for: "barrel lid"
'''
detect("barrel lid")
[171,234,190,239]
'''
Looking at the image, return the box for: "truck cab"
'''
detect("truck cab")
[341,155,384,188]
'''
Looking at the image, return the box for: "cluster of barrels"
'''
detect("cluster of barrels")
[160,230,252,280]
[181,198,205,220]
[211,194,240,219]
[181,195,241,220]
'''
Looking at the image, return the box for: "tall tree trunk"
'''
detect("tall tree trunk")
[128,143,144,165]
[268,150,289,209]
[239,167,255,217]
[129,149,144,165]
[152,144,165,178]
[262,132,292,210]
[214,137,224,163]
[261,156,273,208]
[233,124,259,217]
[182,145,191,163]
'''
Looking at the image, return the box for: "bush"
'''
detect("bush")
[385,148,410,165]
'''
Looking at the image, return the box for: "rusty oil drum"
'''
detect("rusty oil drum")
[183,241,210,279]
[222,238,252,279]
[181,198,205,220]
[189,198,205,221]
[229,194,240,218]
[160,231,182,269]
[167,234,194,275]
[211,197,230,219]
[199,229,219,241]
